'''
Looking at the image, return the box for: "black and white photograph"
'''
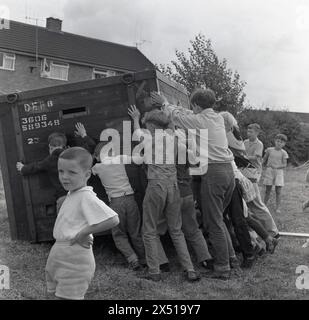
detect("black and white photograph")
[0,0,309,304]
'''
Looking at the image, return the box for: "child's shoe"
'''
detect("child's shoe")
[200,259,214,271]
[266,237,279,254]
[240,255,257,269]
[254,244,266,256]
[160,263,170,273]
[129,260,144,271]
[229,256,241,269]
[184,270,201,282]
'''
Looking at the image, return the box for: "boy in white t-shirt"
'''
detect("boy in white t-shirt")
[263,134,289,214]
[91,141,148,271]
[45,147,119,300]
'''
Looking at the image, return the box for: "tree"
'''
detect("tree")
[158,34,247,115]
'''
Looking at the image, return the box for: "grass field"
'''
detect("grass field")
[1,167,309,300]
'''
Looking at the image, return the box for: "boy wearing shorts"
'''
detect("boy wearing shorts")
[263,134,289,214]
[45,147,119,300]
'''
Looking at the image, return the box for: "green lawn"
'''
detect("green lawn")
[1,167,309,300]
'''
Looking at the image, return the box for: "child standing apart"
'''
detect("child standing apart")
[91,141,147,271]
[45,147,119,300]
[263,134,289,214]
[16,132,67,213]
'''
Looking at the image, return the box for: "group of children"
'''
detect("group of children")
[15,89,290,299]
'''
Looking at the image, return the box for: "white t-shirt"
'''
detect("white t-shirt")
[92,157,134,199]
[53,186,118,241]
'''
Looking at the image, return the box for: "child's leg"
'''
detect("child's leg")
[181,194,212,262]
[48,243,95,300]
[165,184,195,272]
[264,185,272,205]
[247,182,279,237]
[142,182,166,275]
[275,186,283,212]
[275,169,284,213]
[125,195,146,263]
[110,197,139,265]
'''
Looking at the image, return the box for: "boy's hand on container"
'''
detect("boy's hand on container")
[71,232,93,249]
[150,91,167,108]
[16,162,24,172]
[128,105,141,120]
[75,122,87,138]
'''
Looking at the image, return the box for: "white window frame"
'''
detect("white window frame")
[92,68,118,79]
[41,59,69,81]
[0,52,16,71]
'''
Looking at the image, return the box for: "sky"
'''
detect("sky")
[1,0,309,112]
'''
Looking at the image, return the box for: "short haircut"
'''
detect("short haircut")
[190,88,216,109]
[59,147,93,171]
[48,132,67,147]
[275,133,288,142]
[247,123,261,132]
[143,109,171,129]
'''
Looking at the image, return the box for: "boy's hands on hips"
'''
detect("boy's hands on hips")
[71,231,93,249]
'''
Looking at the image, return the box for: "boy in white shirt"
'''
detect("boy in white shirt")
[91,141,147,271]
[45,147,119,300]
[263,134,289,213]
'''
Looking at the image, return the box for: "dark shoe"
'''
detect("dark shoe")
[185,270,201,282]
[200,259,214,271]
[138,272,162,282]
[230,257,241,269]
[254,245,266,256]
[274,233,281,240]
[202,270,230,281]
[241,255,256,269]
[160,263,170,273]
[129,260,143,271]
[266,237,279,254]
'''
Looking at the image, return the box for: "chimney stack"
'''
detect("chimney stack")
[46,17,62,32]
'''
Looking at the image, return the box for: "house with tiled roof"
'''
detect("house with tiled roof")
[0,18,154,94]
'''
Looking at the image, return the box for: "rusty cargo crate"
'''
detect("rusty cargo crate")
[0,69,189,242]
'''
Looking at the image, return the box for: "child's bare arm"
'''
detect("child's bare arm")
[128,105,141,131]
[16,158,49,175]
[262,150,269,167]
[71,216,119,248]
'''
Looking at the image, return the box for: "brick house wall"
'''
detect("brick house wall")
[0,53,95,94]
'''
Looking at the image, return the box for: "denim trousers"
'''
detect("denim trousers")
[110,195,145,264]
[142,180,194,274]
[181,194,212,262]
[201,163,236,273]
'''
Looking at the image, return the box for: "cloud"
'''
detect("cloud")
[3,0,309,111]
